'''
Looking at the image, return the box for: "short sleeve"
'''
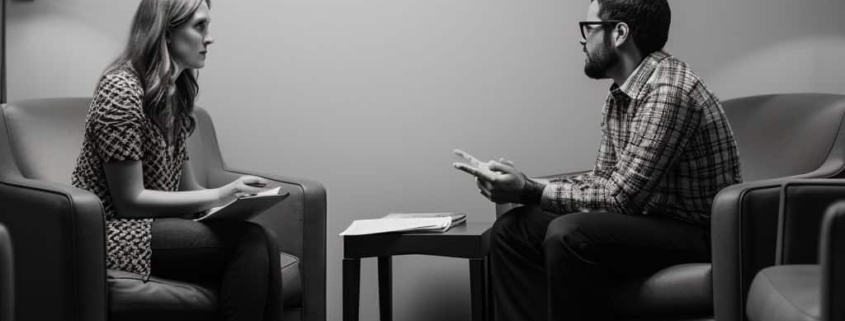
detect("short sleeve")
[90,72,145,162]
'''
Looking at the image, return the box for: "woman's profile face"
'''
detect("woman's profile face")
[169,1,214,70]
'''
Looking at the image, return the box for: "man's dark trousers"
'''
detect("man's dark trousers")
[490,206,710,321]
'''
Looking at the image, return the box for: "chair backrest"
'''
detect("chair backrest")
[0,98,217,187]
[722,93,845,182]
[0,97,307,254]
[1,98,91,184]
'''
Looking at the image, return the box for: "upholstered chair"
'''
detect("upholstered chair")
[495,93,845,321]
[0,98,326,321]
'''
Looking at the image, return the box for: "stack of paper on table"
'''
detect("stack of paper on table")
[339,212,467,236]
[382,212,466,225]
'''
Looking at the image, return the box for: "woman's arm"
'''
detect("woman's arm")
[104,160,266,219]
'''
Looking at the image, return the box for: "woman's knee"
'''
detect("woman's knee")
[236,222,274,247]
[151,218,219,249]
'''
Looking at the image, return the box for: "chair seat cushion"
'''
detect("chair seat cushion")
[746,265,820,321]
[608,263,713,318]
[107,270,218,321]
[108,252,302,321]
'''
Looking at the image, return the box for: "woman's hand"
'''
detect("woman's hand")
[217,175,269,203]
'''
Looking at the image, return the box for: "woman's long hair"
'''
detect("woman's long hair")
[105,0,210,142]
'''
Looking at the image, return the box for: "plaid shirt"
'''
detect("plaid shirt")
[539,51,742,227]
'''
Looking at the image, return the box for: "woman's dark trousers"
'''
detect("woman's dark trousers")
[151,218,283,321]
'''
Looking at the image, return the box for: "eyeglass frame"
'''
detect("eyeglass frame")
[578,20,624,40]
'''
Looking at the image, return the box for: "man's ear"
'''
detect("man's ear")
[612,22,630,48]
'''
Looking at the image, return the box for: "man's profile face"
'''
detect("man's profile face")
[582,1,620,79]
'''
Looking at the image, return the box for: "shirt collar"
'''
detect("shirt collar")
[612,50,671,100]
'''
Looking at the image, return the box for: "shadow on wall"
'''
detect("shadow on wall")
[707,34,845,100]
[7,2,125,101]
[8,0,129,35]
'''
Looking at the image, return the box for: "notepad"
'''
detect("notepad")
[196,187,289,221]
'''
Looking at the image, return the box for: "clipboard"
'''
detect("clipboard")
[196,187,290,221]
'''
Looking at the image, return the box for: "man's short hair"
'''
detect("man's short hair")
[593,0,671,56]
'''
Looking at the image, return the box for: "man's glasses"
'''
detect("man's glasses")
[579,20,623,40]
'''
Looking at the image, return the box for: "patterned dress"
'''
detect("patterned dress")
[72,65,191,276]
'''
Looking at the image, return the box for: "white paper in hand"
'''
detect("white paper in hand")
[198,187,289,221]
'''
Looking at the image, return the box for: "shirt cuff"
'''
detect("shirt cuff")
[519,178,546,205]
[539,182,582,214]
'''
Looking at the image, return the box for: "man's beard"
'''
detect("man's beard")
[584,34,620,79]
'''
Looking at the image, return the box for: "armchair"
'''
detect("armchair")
[745,195,845,321]
[496,93,845,320]
[0,97,326,321]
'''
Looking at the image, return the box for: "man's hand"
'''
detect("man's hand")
[453,150,526,204]
[453,149,497,177]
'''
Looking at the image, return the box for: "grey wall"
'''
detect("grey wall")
[8,1,845,320]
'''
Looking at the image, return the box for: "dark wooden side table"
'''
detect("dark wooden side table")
[342,222,493,321]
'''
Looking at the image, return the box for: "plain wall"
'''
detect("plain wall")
[8,1,845,320]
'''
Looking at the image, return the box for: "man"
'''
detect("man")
[453,0,742,320]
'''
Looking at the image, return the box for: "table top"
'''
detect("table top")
[343,222,493,259]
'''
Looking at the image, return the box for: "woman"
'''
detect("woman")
[71,1,282,320]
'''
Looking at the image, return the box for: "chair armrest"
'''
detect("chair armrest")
[205,168,326,321]
[0,224,13,321]
[494,169,591,217]
[711,161,845,321]
[777,179,845,265]
[204,168,325,254]
[821,201,845,321]
[535,170,592,181]
[711,179,787,321]
[0,176,106,321]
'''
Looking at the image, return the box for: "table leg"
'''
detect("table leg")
[378,256,393,321]
[485,256,493,321]
[470,258,487,321]
[343,258,361,321]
